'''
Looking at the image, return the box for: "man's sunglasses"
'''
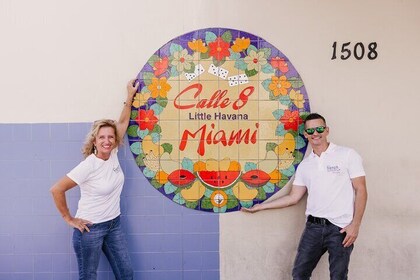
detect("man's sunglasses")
[304,126,326,135]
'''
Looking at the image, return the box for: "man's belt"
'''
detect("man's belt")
[307,215,332,225]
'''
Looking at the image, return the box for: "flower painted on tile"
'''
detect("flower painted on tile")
[244,50,268,72]
[268,75,291,96]
[148,77,171,99]
[231,37,251,53]
[132,93,151,108]
[290,89,305,109]
[136,109,158,130]
[270,56,289,73]
[280,110,303,131]
[153,56,169,77]
[171,49,193,72]
[188,39,208,53]
[208,37,230,61]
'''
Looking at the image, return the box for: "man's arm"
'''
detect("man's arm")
[241,185,307,213]
[340,176,367,247]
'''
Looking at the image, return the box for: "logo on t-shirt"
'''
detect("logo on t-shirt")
[326,165,341,173]
[113,165,121,173]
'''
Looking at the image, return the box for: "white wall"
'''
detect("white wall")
[1,0,419,279]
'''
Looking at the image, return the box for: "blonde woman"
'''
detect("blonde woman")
[50,80,139,280]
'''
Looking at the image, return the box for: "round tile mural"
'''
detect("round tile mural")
[128,28,310,212]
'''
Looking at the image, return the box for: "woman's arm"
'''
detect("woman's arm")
[50,176,92,232]
[116,79,139,141]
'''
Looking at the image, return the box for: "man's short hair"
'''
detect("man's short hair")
[304,113,326,126]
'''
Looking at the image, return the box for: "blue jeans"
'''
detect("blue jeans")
[72,215,133,280]
[292,221,353,280]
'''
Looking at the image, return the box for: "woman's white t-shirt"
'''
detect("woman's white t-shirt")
[67,148,124,224]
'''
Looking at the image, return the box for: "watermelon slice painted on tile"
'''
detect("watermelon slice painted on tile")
[197,171,241,189]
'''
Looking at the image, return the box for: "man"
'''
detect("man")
[242,113,367,280]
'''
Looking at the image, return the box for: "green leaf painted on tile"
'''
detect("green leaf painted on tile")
[130,110,138,120]
[156,96,168,108]
[150,103,164,116]
[182,157,194,172]
[272,109,284,120]
[127,125,139,137]
[263,182,275,193]
[262,79,271,92]
[201,197,213,209]
[213,57,226,67]
[266,142,277,152]
[289,77,304,89]
[276,124,287,136]
[162,143,173,154]
[143,167,156,179]
[147,55,160,67]
[245,68,258,77]
[200,51,210,60]
[293,151,304,165]
[261,62,274,74]
[164,182,177,194]
[257,188,267,200]
[247,45,258,55]
[221,30,232,43]
[230,49,241,60]
[130,142,142,155]
[226,195,238,209]
[235,59,247,70]
[152,124,162,134]
[213,206,227,213]
[260,48,271,58]
[136,155,145,166]
[205,32,217,44]
[137,128,149,139]
[244,162,257,171]
[169,43,183,55]
[142,72,154,85]
[240,200,254,208]
[173,193,186,204]
[279,95,291,106]
[295,135,306,149]
[150,178,163,189]
[185,200,198,209]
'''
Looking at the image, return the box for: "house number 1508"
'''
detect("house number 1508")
[331,42,378,60]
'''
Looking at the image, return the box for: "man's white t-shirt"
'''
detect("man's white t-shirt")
[293,143,365,228]
[67,148,124,224]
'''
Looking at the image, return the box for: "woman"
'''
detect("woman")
[50,79,139,280]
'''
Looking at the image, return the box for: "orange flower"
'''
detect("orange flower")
[188,39,208,53]
[268,75,291,96]
[147,77,172,98]
[231,37,250,52]
[208,37,230,61]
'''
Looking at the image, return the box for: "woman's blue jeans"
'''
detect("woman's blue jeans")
[72,215,133,280]
[292,221,354,280]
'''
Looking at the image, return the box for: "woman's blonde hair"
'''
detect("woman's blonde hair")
[82,119,120,158]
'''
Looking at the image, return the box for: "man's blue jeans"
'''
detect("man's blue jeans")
[292,221,353,280]
[72,215,133,280]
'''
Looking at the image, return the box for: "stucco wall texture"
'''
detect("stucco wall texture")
[1,0,419,279]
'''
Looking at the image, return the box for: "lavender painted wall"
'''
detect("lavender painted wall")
[0,123,219,280]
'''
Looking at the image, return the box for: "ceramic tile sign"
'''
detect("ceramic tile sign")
[128,28,310,213]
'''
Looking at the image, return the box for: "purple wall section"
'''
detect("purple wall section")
[0,123,220,280]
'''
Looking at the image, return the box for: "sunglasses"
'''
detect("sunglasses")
[305,126,326,135]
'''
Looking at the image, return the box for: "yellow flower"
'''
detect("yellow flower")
[231,37,250,52]
[244,50,267,72]
[147,77,172,98]
[290,89,305,108]
[187,39,208,53]
[268,75,291,96]
[132,93,151,108]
